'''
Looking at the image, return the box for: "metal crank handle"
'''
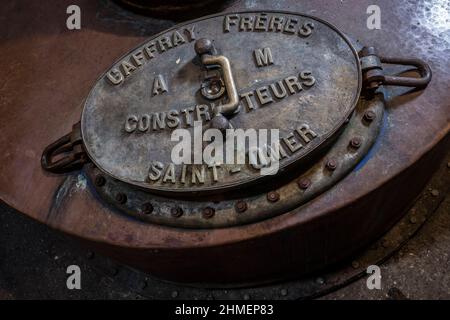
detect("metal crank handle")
[194,38,239,132]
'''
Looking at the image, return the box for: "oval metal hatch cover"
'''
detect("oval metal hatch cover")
[81,11,361,195]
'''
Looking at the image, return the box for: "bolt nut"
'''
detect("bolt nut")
[326,158,338,171]
[363,110,376,122]
[235,201,248,213]
[202,207,215,219]
[194,38,213,56]
[171,207,183,218]
[267,191,280,202]
[297,178,311,190]
[94,175,106,187]
[350,137,362,149]
[115,193,127,204]
[142,203,154,215]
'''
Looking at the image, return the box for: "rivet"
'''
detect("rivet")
[202,207,215,219]
[142,203,153,215]
[115,193,127,204]
[235,201,248,213]
[280,288,288,296]
[326,158,338,171]
[171,207,183,218]
[351,261,360,269]
[171,290,179,298]
[243,294,250,300]
[267,191,280,202]
[350,137,362,149]
[363,110,376,122]
[94,175,106,187]
[297,178,311,190]
[409,216,417,224]
[431,189,439,197]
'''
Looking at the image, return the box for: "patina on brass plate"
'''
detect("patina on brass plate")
[81,11,361,196]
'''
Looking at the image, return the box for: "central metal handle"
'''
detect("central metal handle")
[195,38,239,131]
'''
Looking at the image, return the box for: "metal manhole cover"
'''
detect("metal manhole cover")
[41,11,431,229]
[80,11,361,195]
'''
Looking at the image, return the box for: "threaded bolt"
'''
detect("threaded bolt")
[363,110,376,122]
[350,137,362,149]
[115,193,127,204]
[326,158,338,171]
[94,175,106,187]
[297,178,311,190]
[235,201,247,213]
[142,203,153,215]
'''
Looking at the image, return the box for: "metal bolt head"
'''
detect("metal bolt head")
[409,216,417,224]
[94,175,106,187]
[115,193,127,204]
[351,260,360,269]
[194,38,213,56]
[171,207,183,218]
[363,110,376,122]
[142,203,153,215]
[171,290,179,298]
[280,288,288,296]
[431,189,439,197]
[267,191,280,202]
[297,177,311,190]
[326,158,338,171]
[202,207,215,219]
[350,137,362,149]
[235,201,247,213]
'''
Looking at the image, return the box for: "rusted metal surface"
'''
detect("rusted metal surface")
[0,0,449,285]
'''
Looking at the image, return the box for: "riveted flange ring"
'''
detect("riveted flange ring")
[86,93,383,228]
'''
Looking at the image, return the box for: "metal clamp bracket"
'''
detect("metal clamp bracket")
[359,46,432,90]
[41,122,88,173]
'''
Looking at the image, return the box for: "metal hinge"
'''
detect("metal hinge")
[359,46,432,90]
[41,122,88,174]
